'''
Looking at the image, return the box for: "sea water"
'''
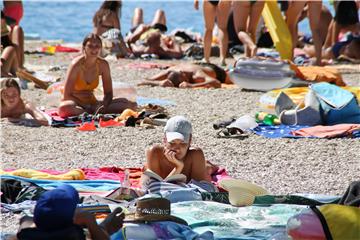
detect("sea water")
[2,0,334,43]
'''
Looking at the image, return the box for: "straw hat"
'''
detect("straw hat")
[125,198,187,225]
[219,179,269,207]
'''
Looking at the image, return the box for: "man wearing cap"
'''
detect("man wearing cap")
[144,115,211,183]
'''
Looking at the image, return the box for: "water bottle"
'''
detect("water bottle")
[119,169,131,200]
[255,112,280,125]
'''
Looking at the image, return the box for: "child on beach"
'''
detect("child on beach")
[1,78,49,126]
[58,33,136,118]
[144,116,211,183]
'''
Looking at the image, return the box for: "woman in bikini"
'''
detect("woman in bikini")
[58,33,137,118]
[93,0,121,36]
[232,0,265,58]
[1,78,49,126]
[194,0,231,66]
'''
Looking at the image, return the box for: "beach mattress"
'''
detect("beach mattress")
[262,0,292,60]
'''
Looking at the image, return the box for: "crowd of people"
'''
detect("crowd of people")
[1,0,360,239]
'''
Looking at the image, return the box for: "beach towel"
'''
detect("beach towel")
[41,45,79,54]
[0,176,120,196]
[172,201,305,240]
[292,124,360,138]
[290,64,345,86]
[124,62,173,70]
[0,169,85,180]
[252,124,308,138]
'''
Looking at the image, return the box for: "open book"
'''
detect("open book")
[143,169,187,183]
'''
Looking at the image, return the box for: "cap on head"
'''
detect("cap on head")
[164,116,192,143]
[33,184,79,231]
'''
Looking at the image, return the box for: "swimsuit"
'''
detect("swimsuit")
[3,2,23,25]
[331,34,359,58]
[1,24,13,48]
[195,62,227,83]
[209,0,219,6]
[72,60,100,106]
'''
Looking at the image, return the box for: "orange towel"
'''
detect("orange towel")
[290,64,345,86]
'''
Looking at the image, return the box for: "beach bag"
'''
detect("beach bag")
[311,82,360,125]
[1,177,46,204]
[101,28,128,58]
[311,204,360,240]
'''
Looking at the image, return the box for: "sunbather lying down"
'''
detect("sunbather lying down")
[138,62,233,88]
[303,34,360,63]
[126,8,183,59]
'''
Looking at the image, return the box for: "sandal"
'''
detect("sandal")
[216,128,248,138]
[77,120,96,131]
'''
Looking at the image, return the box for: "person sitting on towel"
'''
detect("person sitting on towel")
[16,184,125,240]
[143,116,212,184]
[58,33,136,118]
[0,78,49,126]
[126,8,183,59]
[138,62,232,88]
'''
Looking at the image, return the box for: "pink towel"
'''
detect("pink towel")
[292,124,360,138]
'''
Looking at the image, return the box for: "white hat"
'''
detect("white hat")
[164,116,192,143]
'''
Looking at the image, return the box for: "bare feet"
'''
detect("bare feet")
[99,207,125,235]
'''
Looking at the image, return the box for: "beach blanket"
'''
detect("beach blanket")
[1,167,229,191]
[124,62,173,70]
[290,64,345,86]
[0,175,120,196]
[252,124,308,138]
[172,201,305,240]
[292,124,360,138]
[0,169,85,180]
[41,45,80,54]
[252,124,360,139]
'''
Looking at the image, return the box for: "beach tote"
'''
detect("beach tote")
[311,82,360,125]
[101,28,128,58]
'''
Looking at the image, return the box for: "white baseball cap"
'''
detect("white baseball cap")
[164,116,192,143]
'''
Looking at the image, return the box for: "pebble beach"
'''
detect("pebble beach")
[1,40,360,233]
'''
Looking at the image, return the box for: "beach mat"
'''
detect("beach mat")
[172,201,305,239]
[252,124,360,138]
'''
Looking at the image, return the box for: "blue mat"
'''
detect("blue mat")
[252,124,309,138]
[0,175,120,192]
[252,124,360,139]
[136,96,176,106]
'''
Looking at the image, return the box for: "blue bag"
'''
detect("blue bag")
[311,83,360,125]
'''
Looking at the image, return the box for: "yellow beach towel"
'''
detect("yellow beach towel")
[0,169,85,180]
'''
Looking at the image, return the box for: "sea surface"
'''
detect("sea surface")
[2,0,334,43]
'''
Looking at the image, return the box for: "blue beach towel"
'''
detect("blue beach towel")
[252,124,309,138]
[0,175,120,192]
[137,96,176,106]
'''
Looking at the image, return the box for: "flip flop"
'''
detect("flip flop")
[99,119,124,128]
[77,120,96,131]
[216,128,248,138]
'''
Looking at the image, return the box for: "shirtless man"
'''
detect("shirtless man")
[126,8,183,59]
[144,116,211,183]
[138,62,232,88]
